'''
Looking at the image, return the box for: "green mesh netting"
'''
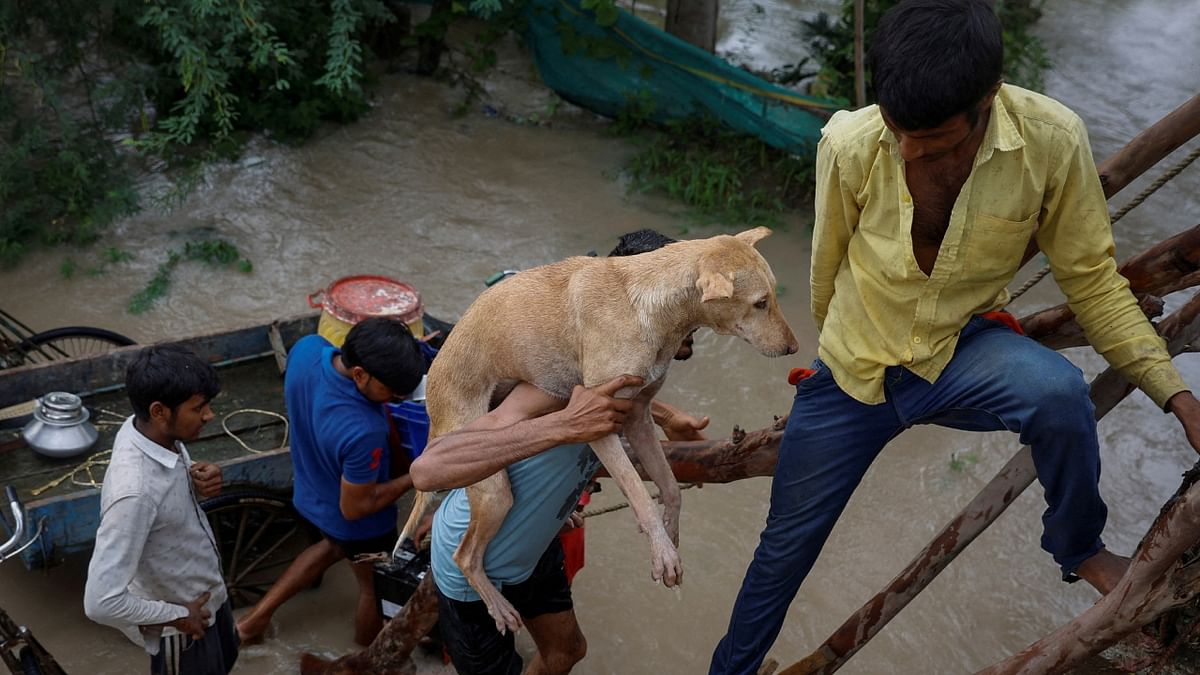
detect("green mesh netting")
[521,0,843,153]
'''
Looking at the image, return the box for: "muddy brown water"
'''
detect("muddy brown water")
[2,1,1199,673]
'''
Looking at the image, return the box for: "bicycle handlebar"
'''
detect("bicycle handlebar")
[1,484,26,561]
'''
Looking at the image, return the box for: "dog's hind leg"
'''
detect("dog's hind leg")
[394,490,434,558]
[454,469,522,634]
[589,433,683,587]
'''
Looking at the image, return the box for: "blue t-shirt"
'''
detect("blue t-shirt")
[431,443,600,601]
[286,334,396,541]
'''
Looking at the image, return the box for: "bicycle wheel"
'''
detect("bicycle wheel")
[14,326,136,365]
[202,487,321,609]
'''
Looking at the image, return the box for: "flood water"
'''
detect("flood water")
[1,1,1198,673]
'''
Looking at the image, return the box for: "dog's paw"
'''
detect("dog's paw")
[484,594,523,636]
[651,540,683,588]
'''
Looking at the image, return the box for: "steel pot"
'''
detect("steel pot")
[21,392,99,459]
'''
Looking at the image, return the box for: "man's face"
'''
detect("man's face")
[881,108,978,163]
[352,367,409,405]
[162,394,215,442]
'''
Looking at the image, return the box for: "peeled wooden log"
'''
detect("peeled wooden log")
[1096,93,1200,201]
[977,465,1200,675]
[300,571,440,675]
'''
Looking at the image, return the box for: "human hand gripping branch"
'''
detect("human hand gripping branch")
[1167,390,1200,455]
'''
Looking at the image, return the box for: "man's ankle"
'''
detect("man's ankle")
[1074,548,1130,596]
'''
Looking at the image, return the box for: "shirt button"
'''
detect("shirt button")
[913,336,922,344]
[902,195,912,204]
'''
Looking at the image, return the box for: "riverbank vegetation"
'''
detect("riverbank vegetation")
[0,0,503,272]
[616,0,1049,227]
[1,0,1050,273]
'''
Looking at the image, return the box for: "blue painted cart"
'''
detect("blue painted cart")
[0,312,450,608]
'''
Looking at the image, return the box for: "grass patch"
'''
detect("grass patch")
[622,115,815,227]
[128,238,253,314]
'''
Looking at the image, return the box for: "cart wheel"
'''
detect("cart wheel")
[14,327,136,366]
[201,488,320,609]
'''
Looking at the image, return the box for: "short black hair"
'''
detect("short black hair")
[869,0,1003,131]
[609,229,677,257]
[126,345,221,421]
[341,317,425,395]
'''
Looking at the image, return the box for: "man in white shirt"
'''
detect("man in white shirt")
[84,345,236,675]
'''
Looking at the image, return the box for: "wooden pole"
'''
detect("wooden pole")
[1097,93,1200,200]
[853,0,866,108]
[665,0,719,53]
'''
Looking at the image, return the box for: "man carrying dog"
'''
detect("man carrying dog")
[709,1,1200,673]
[411,230,709,675]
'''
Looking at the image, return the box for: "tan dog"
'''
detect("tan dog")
[398,226,798,633]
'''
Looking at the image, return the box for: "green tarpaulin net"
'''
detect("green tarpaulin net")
[521,0,843,153]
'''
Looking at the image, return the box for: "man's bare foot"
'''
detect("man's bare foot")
[236,614,271,646]
[1074,548,1131,595]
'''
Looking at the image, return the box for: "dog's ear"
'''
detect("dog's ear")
[735,226,773,247]
[696,267,734,302]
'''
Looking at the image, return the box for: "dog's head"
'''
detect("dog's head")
[694,227,799,357]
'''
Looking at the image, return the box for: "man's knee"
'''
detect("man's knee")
[542,632,587,672]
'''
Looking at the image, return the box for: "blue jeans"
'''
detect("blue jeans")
[709,316,1106,675]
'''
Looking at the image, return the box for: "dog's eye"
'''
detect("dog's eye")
[754,299,768,310]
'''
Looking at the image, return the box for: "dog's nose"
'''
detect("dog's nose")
[786,340,799,355]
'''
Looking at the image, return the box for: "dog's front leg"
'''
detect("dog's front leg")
[590,433,683,587]
[624,400,681,546]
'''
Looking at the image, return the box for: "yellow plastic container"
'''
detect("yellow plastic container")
[308,275,424,347]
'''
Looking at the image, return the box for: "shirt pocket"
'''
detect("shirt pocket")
[960,211,1039,283]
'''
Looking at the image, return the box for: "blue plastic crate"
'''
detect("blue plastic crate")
[388,400,430,460]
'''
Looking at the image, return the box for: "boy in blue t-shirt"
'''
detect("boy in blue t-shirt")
[237,317,426,646]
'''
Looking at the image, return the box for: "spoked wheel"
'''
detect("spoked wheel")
[13,327,135,366]
[201,488,320,609]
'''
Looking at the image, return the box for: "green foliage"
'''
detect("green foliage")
[128,238,253,314]
[624,115,815,227]
[2,0,417,267]
[801,0,1049,103]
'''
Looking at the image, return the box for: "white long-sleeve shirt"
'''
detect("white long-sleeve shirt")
[83,417,227,655]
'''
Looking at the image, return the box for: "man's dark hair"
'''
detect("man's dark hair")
[608,229,677,257]
[869,0,1003,131]
[126,345,221,421]
[341,317,425,395]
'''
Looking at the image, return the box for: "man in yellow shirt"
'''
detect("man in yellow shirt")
[710,1,1200,673]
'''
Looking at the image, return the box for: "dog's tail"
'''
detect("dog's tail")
[393,490,435,558]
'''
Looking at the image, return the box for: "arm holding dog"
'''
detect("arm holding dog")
[410,374,644,491]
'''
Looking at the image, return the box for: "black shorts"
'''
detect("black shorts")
[436,538,573,675]
[323,527,398,559]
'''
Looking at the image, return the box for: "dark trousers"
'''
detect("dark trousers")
[710,316,1107,674]
[150,601,238,675]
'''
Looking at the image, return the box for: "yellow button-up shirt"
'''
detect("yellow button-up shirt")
[811,84,1186,408]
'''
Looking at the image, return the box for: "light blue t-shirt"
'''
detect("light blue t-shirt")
[431,443,599,601]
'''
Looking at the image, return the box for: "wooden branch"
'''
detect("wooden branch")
[779,291,1200,675]
[977,467,1200,675]
[1096,93,1200,200]
[1020,223,1200,347]
[300,571,440,675]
